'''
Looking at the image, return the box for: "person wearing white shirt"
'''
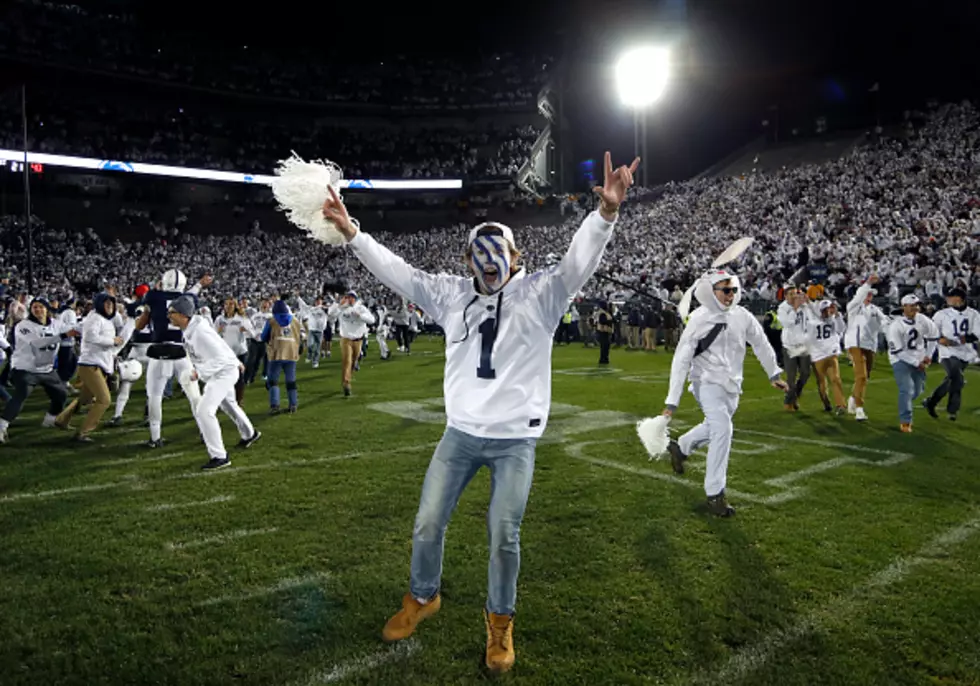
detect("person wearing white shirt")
[322,152,638,673]
[0,297,78,443]
[167,296,260,469]
[777,285,811,411]
[887,294,939,433]
[214,298,254,403]
[296,295,330,368]
[805,299,847,414]
[923,288,980,420]
[844,276,890,421]
[55,292,134,442]
[327,291,375,397]
[245,299,272,384]
[663,270,787,517]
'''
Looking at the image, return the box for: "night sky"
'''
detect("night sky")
[81,0,980,186]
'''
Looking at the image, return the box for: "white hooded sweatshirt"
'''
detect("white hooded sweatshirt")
[666,271,782,408]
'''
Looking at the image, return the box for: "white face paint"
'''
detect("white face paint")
[470,235,512,294]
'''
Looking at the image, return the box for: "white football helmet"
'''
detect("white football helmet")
[118,360,143,382]
[160,269,188,292]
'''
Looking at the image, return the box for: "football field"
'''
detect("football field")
[1,340,979,686]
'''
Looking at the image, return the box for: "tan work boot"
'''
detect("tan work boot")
[484,609,516,673]
[381,593,440,642]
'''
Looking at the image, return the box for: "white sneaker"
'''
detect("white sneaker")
[312,362,319,369]
[41,414,57,428]
[855,407,868,422]
[0,428,8,443]
[847,396,856,415]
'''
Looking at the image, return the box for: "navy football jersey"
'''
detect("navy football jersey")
[144,290,198,344]
[126,301,154,344]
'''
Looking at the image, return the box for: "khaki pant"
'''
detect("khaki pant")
[813,356,846,410]
[57,365,111,435]
[643,328,656,351]
[340,338,363,388]
[847,347,875,408]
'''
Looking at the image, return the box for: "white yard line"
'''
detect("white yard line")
[0,443,436,504]
[166,527,278,551]
[691,515,980,685]
[146,494,235,512]
[293,640,421,685]
[96,451,185,467]
[735,428,911,457]
[197,572,330,607]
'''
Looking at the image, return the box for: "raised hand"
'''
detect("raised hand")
[593,151,641,218]
[322,185,357,242]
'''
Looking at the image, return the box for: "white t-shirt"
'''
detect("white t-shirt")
[933,307,980,363]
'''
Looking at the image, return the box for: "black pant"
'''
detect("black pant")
[245,340,266,384]
[396,325,413,352]
[783,352,811,405]
[2,369,68,421]
[57,346,78,383]
[597,331,611,364]
[928,357,968,414]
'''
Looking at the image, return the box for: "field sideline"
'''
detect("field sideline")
[1,339,978,685]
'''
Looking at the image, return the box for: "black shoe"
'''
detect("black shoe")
[269,406,281,416]
[287,405,297,414]
[201,457,231,470]
[706,491,736,517]
[667,440,687,475]
[237,430,262,449]
[144,438,165,449]
[949,413,957,422]
[922,400,938,419]
[107,416,124,427]
[343,386,351,397]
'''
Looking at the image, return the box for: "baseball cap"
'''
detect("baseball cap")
[818,299,835,310]
[901,294,920,305]
[346,290,358,299]
[468,222,516,249]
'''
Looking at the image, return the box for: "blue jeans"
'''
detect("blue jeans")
[266,359,297,408]
[307,330,323,364]
[410,427,536,616]
[892,361,926,424]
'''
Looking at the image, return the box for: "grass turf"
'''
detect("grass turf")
[0,339,978,686]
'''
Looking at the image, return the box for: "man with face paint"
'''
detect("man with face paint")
[323,151,639,673]
[661,270,789,517]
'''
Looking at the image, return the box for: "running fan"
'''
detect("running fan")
[271,153,354,246]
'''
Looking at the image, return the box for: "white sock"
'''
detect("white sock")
[0,418,9,432]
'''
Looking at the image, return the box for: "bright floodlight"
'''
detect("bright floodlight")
[615,46,670,108]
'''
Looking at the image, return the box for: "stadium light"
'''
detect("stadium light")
[615,46,670,109]
[615,46,670,187]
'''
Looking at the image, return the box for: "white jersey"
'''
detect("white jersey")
[296,297,330,333]
[214,313,253,356]
[349,210,616,439]
[844,283,890,351]
[250,311,272,342]
[806,312,846,362]
[887,314,939,367]
[11,316,76,373]
[933,307,980,363]
[777,301,809,355]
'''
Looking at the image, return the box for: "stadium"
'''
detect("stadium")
[1,0,979,684]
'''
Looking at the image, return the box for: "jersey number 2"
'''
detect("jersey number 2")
[477,318,497,379]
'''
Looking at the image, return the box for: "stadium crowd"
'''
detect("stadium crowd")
[2,102,979,317]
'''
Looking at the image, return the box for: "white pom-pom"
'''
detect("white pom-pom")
[636,416,671,460]
[271,152,348,246]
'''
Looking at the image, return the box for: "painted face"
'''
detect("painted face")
[469,234,512,294]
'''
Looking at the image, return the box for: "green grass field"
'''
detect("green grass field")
[1,339,979,686]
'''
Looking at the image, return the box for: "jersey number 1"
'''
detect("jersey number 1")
[477,318,497,379]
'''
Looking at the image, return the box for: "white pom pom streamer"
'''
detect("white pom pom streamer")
[636,415,671,460]
[271,153,351,246]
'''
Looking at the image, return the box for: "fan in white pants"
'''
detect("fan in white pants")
[193,366,255,461]
[677,382,739,498]
[376,321,391,360]
[146,356,201,442]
